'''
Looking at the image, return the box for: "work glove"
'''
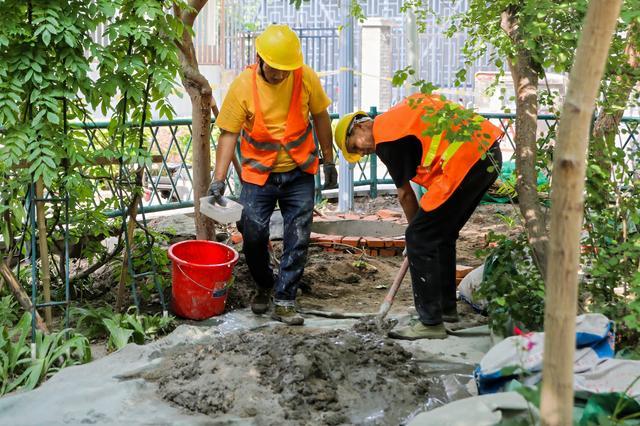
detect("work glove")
[402,247,407,257]
[323,162,338,189]
[208,180,226,206]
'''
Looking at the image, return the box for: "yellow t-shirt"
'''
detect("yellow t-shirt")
[216,64,332,172]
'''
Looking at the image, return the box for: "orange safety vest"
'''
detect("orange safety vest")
[239,64,319,186]
[373,94,503,212]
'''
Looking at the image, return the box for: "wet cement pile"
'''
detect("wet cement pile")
[148,327,433,425]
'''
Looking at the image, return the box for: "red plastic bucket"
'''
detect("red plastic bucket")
[168,240,239,320]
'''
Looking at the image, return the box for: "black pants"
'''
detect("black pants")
[405,142,502,325]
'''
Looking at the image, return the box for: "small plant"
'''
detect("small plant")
[477,232,545,335]
[0,312,90,396]
[0,295,18,328]
[71,305,176,351]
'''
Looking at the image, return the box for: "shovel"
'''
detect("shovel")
[375,256,410,322]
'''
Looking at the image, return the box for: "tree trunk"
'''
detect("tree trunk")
[589,23,638,210]
[174,1,216,241]
[0,259,48,333]
[115,193,139,311]
[35,178,52,328]
[501,9,549,278]
[540,2,622,425]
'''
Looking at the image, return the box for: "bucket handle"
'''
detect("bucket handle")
[176,263,234,297]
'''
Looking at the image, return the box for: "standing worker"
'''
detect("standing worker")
[334,93,503,339]
[209,25,337,325]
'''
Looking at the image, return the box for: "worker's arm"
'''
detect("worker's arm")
[213,130,240,182]
[397,181,419,223]
[312,109,338,189]
[312,109,334,164]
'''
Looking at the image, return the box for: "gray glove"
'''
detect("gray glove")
[208,180,226,206]
[323,162,338,189]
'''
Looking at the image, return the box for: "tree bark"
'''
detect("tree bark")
[35,178,52,328]
[115,194,139,312]
[501,9,549,278]
[589,23,638,210]
[540,2,622,425]
[0,259,48,333]
[174,1,216,241]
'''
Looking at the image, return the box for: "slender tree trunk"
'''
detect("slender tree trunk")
[501,9,549,278]
[589,23,639,207]
[35,178,52,327]
[115,193,139,311]
[0,259,48,333]
[174,1,216,241]
[540,2,622,425]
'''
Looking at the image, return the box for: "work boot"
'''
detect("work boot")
[271,304,304,326]
[251,289,270,315]
[442,310,460,323]
[388,320,447,340]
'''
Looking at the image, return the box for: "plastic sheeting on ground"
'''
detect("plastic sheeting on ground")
[475,313,640,399]
[0,310,492,425]
[407,391,539,426]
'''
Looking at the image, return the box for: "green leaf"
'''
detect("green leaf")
[47,111,59,125]
[42,31,51,46]
[103,319,133,350]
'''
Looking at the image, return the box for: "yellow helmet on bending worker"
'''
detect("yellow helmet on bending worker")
[255,24,303,70]
[334,111,368,164]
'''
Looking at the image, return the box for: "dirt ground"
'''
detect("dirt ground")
[145,325,467,425]
[226,199,521,323]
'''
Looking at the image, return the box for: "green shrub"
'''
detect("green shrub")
[71,305,176,351]
[478,232,546,335]
[0,312,90,396]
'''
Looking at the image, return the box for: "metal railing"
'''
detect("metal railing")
[83,111,637,217]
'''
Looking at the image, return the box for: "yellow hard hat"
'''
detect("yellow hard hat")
[334,111,368,164]
[255,25,303,71]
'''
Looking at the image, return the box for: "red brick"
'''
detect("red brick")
[391,238,405,248]
[309,232,324,242]
[367,249,379,256]
[317,234,339,247]
[456,264,474,279]
[344,213,361,220]
[456,277,463,287]
[231,232,243,244]
[382,217,397,222]
[341,236,361,247]
[363,215,379,221]
[377,209,402,219]
[363,237,385,248]
[379,248,397,257]
[382,238,395,247]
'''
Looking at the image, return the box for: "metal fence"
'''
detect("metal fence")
[77,113,638,217]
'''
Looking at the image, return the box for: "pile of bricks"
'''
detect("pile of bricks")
[310,209,407,257]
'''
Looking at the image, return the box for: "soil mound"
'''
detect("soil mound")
[149,327,433,425]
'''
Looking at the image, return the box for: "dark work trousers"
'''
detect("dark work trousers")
[405,142,502,325]
[238,168,315,303]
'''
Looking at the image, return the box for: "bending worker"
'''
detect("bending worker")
[209,25,336,325]
[335,93,502,339]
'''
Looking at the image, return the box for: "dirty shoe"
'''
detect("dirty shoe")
[251,289,270,315]
[271,304,304,326]
[388,320,447,340]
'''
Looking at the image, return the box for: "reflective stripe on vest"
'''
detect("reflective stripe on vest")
[241,122,313,153]
[422,132,443,168]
